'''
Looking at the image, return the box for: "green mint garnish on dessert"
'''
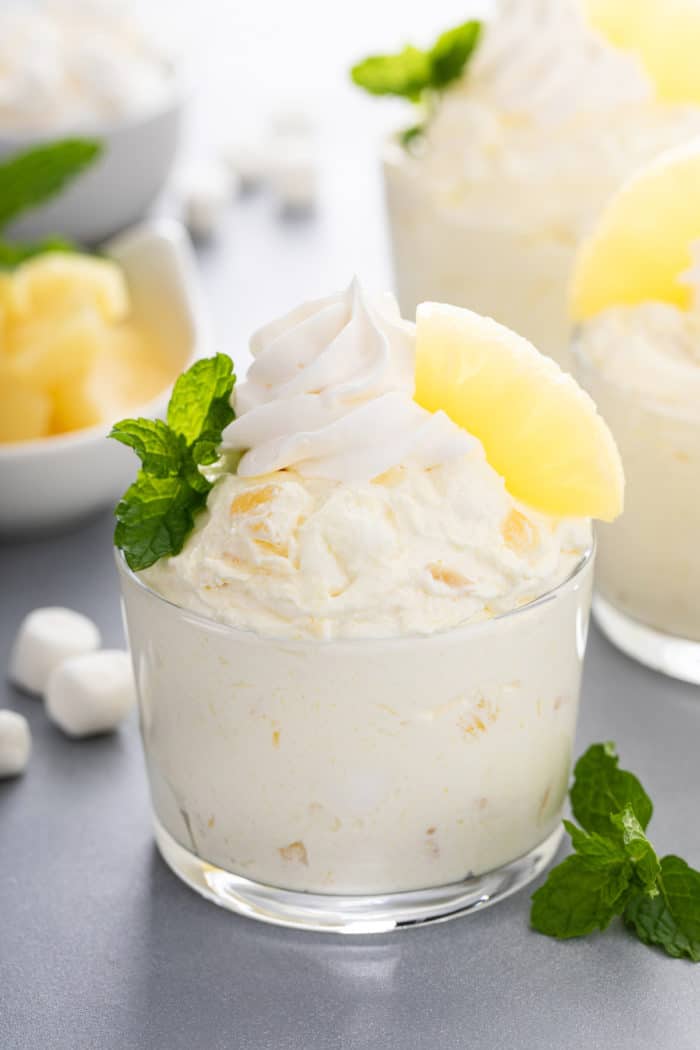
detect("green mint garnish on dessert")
[110,354,236,572]
[0,138,102,267]
[531,743,700,962]
[351,20,481,144]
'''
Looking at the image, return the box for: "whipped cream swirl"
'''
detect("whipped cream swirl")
[464,0,650,126]
[221,279,475,481]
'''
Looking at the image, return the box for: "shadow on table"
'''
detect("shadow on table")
[139,844,415,1049]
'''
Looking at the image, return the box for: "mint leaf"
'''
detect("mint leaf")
[531,744,699,961]
[611,806,660,892]
[111,354,236,571]
[399,124,424,148]
[182,447,215,494]
[351,46,432,100]
[564,819,629,871]
[167,353,235,447]
[115,474,205,572]
[351,19,482,105]
[531,853,632,939]
[624,856,700,962]
[0,139,102,231]
[0,236,76,269]
[571,743,653,836]
[110,419,185,477]
[429,21,482,89]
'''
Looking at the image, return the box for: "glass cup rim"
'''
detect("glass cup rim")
[116,539,595,649]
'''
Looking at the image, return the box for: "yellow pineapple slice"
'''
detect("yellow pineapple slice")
[415,303,624,521]
[584,0,700,104]
[571,140,700,320]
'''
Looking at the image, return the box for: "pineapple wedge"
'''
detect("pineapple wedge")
[571,140,700,320]
[584,0,700,104]
[415,302,624,521]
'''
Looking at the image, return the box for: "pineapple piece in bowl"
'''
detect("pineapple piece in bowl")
[0,220,204,533]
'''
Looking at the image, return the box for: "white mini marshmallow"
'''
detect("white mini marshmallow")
[9,607,101,696]
[46,650,136,738]
[269,107,316,140]
[178,159,233,240]
[221,135,270,188]
[270,144,317,212]
[0,710,31,778]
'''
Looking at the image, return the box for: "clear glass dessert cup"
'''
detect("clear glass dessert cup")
[118,548,594,933]
[382,143,577,369]
[574,339,700,685]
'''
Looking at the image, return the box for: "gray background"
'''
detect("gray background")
[2,71,700,1045]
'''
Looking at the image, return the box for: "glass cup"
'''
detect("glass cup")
[383,142,578,369]
[574,340,700,685]
[118,548,594,933]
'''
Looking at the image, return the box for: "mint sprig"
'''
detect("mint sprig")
[0,138,103,267]
[570,741,653,836]
[0,139,102,231]
[531,744,700,962]
[351,45,432,102]
[351,20,481,144]
[430,22,482,89]
[110,354,236,572]
[625,857,700,962]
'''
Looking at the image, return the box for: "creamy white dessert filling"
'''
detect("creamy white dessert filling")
[142,465,588,639]
[575,296,700,641]
[576,301,700,414]
[142,280,589,639]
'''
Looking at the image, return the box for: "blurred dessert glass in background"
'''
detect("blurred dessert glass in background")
[572,141,700,684]
[364,0,700,367]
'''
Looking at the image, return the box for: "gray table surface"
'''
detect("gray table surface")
[2,183,700,1050]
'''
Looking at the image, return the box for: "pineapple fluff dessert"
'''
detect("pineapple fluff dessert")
[141,280,615,639]
[573,140,700,661]
[0,252,174,443]
[118,280,623,907]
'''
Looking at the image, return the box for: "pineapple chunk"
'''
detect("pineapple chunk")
[9,253,129,323]
[50,376,102,435]
[88,326,173,420]
[0,367,51,442]
[0,250,175,442]
[8,308,104,390]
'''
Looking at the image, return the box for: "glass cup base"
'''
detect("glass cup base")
[153,817,564,934]
[594,595,700,686]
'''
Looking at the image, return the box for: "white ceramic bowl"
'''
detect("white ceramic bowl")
[0,219,207,535]
[0,77,185,245]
